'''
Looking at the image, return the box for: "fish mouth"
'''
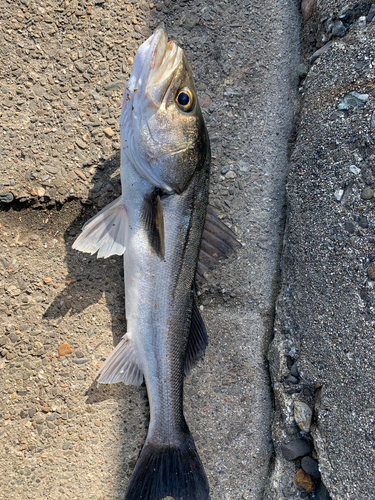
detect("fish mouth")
[131,28,182,104]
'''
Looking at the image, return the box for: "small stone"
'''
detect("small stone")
[221,166,229,175]
[74,62,87,73]
[367,262,375,281]
[44,277,52,284]
[103,127,115,138]
[358,216,368,229]
[226,171,237,179]
[358,15,366,28]
[182,13,199,29]
[45,165,59,174]
[290,363,299,378]
[331,20,346,37]
[94,419,101,427]
[35,414,44,424]
[75,169,87,181]
[344,221,355,234]
[9,332,18,343]
[198,94,212,108]
[76,139,87,149]
[28,408,36,418]
[75,349,84,358]
[301,456,321,478]
[295,468,315,492]
[58,342,73,356]
[62,441,72,450]
[0,336,9,346]
[285,374,299,384]
[296,63,307,78]
[0,192,14,203]
[315,480,332,500]
[37,187,46,197]
[301,0,316,21]
[294,401,313,432]
[349,165,361,175]
[281,439,313,461]
[91,182,103,193]
[367,4,375,23]
[72,358,90,364]
[361,187,374,200]
[334,188,344,201]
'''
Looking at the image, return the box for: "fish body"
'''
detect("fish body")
[73,28,211,499]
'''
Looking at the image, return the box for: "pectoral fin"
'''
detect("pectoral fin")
[98,335,143,386]
[141,189,165,259]
[196,204,239,281]
[72,196,128,259]
[184,300,208,376]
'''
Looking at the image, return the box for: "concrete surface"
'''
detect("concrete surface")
[0,1,300,500]
[267,2,375,499]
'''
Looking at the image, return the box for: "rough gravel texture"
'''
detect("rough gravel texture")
[267,2,375,499]
[0,1,300,500]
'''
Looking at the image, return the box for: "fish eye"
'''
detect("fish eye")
[176,88,194,112]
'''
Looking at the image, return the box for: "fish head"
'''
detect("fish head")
[121,28,209,194]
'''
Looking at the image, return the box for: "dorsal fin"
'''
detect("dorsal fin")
[196,204,239,281]
[184,300,208,376]
[140,189,165,259]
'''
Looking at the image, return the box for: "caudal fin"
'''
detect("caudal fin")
[125,431,209,500]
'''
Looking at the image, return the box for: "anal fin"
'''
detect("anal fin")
[98,335,143,386]
[72,196,128,259]
[184,300,208,376]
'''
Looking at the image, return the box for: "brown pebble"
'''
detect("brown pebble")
[301,0,316,21]
[295,468,315,492]
[75,169,87,181]
[44,277,52,284]
[199,94,212,108]
[103,127,115,138]
[58,342,73,356]
[368,262,375,280]
[41,407,50,413]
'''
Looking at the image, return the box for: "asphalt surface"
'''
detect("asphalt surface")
[0,1,300,500]
[267,2,375,500]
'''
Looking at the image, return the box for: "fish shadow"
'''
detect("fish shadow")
[44,151,127,356]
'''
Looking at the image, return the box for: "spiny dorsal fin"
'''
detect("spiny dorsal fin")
[184,300,208,376]
[72,196,128,259]
[196,204,239,281]
[98,335,143,386]
[141,189,165,259]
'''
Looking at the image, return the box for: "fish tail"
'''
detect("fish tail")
[125,427,209,500]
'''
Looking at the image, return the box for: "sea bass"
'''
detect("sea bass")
[73,28,236,500]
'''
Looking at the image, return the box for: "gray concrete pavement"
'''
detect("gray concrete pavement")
[267,2,375,499]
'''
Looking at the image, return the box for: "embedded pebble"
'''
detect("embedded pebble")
[334,189,344,201]
[295,468,315,492]
[281,439,313,461]
[301,456,321,478]
[361,187,374,200]
[367,262,375,280]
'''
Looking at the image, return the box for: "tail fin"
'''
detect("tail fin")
[125,430,209,500]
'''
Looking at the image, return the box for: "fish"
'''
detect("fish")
[73,27,238,500]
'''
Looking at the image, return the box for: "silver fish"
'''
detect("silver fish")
[73,28,236,500]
